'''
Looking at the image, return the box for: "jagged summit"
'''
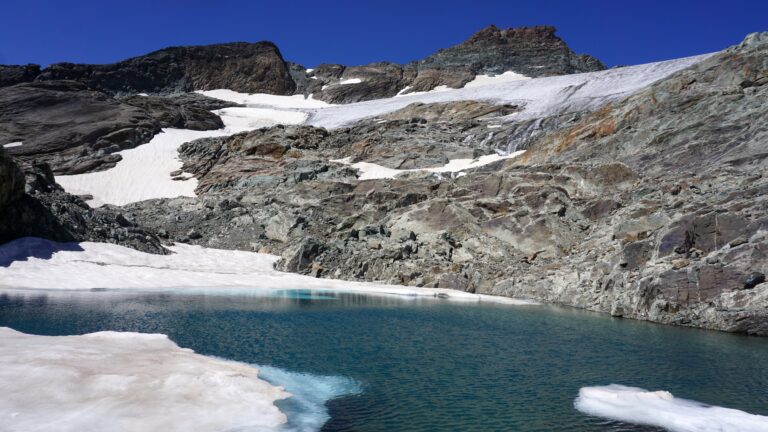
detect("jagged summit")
[418,24,604,76]
[464,24,559,45]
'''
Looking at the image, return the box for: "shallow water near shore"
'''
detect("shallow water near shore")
[1,288,766,431]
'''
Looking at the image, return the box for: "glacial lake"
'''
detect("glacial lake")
[1,288,766,432]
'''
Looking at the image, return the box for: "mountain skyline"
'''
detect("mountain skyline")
[2,0,766,68]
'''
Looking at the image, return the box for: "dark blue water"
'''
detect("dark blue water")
[1,289,766,431]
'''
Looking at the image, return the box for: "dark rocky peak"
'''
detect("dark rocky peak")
[415,24,605,77]
[462,24,559,46]
[38,41,296,96]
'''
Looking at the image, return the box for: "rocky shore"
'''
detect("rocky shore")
[1,27,766,335]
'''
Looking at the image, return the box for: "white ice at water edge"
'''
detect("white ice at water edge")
[0,237,537,306]
[575,385,768,432]
[0,327,288,432]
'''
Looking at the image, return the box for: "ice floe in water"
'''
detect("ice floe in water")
[575,384,768,432]
[0,327,288,432]
[258,366,362,432]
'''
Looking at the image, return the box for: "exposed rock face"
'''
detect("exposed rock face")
[0,82,235,175]
[124,33,768,335]
[0,150,165,253]
[120,94,230,131]
[306,62,413,104]
[0,81,159,174]
[38,42,295,96]
[0,64,41,88]
[0,148,24,209]
[299,25,605,103]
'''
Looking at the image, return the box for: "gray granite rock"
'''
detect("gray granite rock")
[38,42,295,96]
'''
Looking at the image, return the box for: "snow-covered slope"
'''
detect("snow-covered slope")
[55,108,307,206]
[306,54,711,129]
[55,54,709,206]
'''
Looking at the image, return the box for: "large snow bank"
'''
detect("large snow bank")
[575,385,768,432]
[0,237,535,305]
[0,327,288,432]
[56,107,307,206]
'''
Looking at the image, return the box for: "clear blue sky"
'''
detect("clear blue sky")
[1,0,765,68]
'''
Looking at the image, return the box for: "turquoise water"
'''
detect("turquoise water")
[1,289,766,431]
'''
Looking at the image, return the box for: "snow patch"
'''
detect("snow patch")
[332,150,526,180]
[56,108,307,206]
[196,89,332,109]
[463,71,530,88]
[0,237,537,306]
[0,327,288,432]
[2,142,22,148]
[338,78,362,85]
[575,385,768,432]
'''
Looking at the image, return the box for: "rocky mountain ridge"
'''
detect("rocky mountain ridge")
[1,29,766,335]
[1,25,602,104]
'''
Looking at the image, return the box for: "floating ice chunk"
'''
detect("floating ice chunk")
[2,142,22,148]
[0,327,288,432]
[575,385,768,432]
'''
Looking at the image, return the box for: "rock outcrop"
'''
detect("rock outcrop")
[0,64,41,88]
[37,42,295,96]
[0,81,159,174]
[0,148,165,253]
